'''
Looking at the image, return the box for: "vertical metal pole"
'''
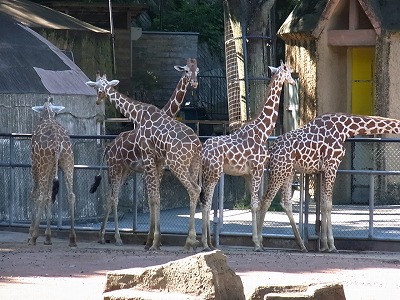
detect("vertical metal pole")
[304,175,310,249]
[315,174,321,251]
[368,174,374,238]
[9,135,15,226]
[108,0,116,75]
[132,173,138,231]
[218,174,224,228]
[299,173,304,237]
[212,183,218,247]
[242,27,250,120]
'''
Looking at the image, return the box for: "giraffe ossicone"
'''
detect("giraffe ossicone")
[88,58,199,247]
[86,61,202,251]
[29,96,77,247]
[201,61,296,252]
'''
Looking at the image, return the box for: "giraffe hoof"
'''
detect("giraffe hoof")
[300,247,308,253]
[115,240,123,246]
[148,245,161,251]
[202,247,213,252]
[27,239,36,246]
[329,247,338,253]
[98,239,106,245]
[44,241,52,246]
[253,247,263,252]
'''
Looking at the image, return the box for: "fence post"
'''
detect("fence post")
[304,174,310,249]
[368,173,374,238]
[132,173,139,231]
[9,135,15,226]
[299,173,304,237]
[315,173,321,251]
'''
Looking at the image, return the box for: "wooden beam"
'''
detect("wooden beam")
[327,29,376,46]
[349,0,359,30]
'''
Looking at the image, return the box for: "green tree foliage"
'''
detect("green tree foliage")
[151,0,224,57]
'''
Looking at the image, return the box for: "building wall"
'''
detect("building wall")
[36,29,113,80]
[316,30,349,115]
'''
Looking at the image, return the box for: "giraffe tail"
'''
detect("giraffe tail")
[89,144,109,193]
[89,175,102,193]
[52,178,59,203]
[200,189,206,205]
[52,144,62,202]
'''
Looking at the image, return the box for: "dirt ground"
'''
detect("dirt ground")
[1,231,400,300]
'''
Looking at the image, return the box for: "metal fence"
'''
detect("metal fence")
[1,133,400,248]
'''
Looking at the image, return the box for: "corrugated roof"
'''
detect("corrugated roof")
[0,0,108,33]
[0,11,96,95]
[278,0,400,36]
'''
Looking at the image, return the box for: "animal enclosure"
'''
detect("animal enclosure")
[1,134,400,250]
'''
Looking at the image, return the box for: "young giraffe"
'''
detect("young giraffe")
[201,61,295,251]
[90,59,199,246]
[258,113,400,252]
[86,73,202,251]
[29,97,76,247]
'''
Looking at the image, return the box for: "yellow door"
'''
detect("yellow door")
[351,47,375,115]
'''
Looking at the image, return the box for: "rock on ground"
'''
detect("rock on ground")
[103,250,245,300]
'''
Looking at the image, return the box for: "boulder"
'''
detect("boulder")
[103,250,245,300]
[248,282,346,300]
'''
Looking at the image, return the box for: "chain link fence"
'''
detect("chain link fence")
[1,133,400,247]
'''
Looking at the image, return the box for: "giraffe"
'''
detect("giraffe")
[29,97,76,247]
[90,58,199,246]
[201,61,295,251]
[86,72,202,251]
[258,113,400,252]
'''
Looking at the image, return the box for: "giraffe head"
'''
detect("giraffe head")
[268,60,296,86]
[86,73,120,105]
[174,58,199,88]
[32,97,65,120]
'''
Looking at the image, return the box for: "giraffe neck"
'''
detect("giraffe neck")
[162,76,190,118]
[346,115,400,137]
[238,72,284,141]
[105,86,145,123]
[316,114,400,140]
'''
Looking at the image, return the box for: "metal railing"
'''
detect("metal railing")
[1,133,400,250]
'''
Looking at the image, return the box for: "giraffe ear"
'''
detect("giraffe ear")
[108,80,119,86]
[268,66,278,74]
[51,106,65,113]
[32,106,44,113]
[86,81,97,87]
[174,65,186,72]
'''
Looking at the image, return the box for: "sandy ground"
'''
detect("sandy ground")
[1,230,400,300]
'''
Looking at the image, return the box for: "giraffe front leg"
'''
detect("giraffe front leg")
[246,174,263,252]
[183,181,201,251]
[320,170,337,253]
